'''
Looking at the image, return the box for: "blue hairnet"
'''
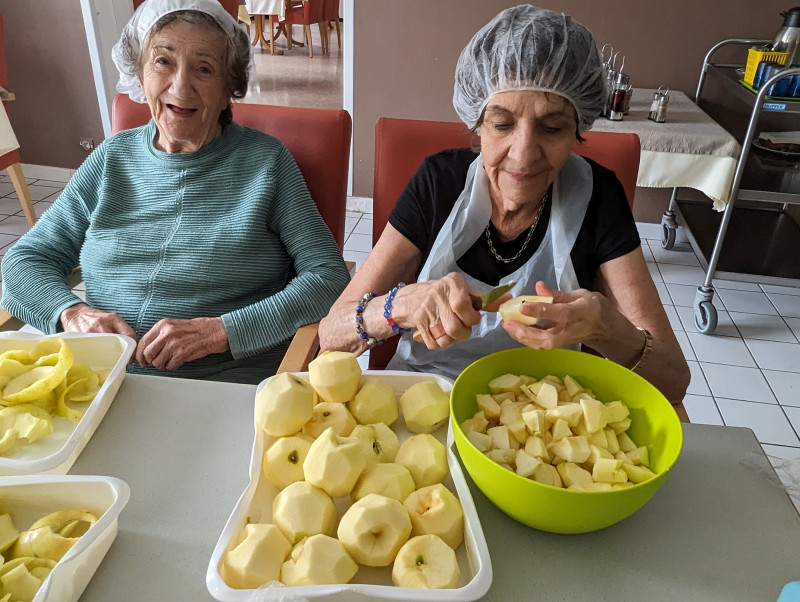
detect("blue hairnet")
[453,5,606,133]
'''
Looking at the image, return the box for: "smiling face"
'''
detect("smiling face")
[480,90,577,213]
[140,20,229,153]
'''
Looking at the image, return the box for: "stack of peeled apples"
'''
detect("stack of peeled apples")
[0,507,98,601]
[0,338,109,455]
[221,351,466,591]
[460,372,657,489]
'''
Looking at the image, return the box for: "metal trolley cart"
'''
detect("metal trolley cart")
[661,38,800,334]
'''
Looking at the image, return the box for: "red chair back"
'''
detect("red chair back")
[132,0,240,19]
[283,0,324,25]
[370,116,641,369]
[321,0,339,21]
[0,14,21,171]
[112,94,351,250]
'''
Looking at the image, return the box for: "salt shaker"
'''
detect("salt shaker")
[648,87,669,123]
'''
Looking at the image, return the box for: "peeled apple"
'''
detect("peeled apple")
[498,295,553,325]
[308,351,361,403]
[255,373,315,437]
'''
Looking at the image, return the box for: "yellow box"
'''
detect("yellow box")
[745,48,788,86]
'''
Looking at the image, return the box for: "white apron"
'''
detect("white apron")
[387,152,594,381]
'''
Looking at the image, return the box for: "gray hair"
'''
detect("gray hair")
[117,10,251,126]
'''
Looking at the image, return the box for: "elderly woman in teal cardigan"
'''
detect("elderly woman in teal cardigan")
[0,0,349,384]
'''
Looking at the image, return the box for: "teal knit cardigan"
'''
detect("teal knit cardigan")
[1,121,350,383]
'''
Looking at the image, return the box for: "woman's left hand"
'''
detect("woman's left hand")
[135,317,230,371]
[501,281,610,350]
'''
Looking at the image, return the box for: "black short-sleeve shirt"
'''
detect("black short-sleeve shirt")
[388,148,640,289]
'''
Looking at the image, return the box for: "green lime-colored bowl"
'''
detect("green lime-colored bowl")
[450,347,683,534]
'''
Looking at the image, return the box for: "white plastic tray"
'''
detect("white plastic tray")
[0,332,135,475]
[207,370,492,602]
[0,474,131,602]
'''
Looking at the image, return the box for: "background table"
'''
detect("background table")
[592,88,741,210]
[72,374,800,601]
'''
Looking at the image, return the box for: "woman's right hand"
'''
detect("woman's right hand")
[390,272,484,349]
[60,303,138,340]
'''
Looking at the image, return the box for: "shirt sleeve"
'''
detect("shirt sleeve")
[0,147,105,333]
[221,145,350,358]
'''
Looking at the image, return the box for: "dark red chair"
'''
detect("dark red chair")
[320,0,341,54]
[0,15,36,227]
[280,0,325,58]
[132,0,240,19]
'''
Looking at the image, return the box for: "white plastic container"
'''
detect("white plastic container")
[207,371,492,602]
[0,474,131,602]
[0,332,135,475]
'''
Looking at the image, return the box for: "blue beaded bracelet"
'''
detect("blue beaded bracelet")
[354,292,386,348]
[384,282,411,335]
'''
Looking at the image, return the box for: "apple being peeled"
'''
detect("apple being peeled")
[337,493,411,566]
[392,534,460,589]
[255,373,315,437]
[221,523,291,589]
[272,481,337,544]
[308,351,361,403]
[398,381,450,434]
[280,534,358,586]
[498,295,553,325]
[349,378,399,426]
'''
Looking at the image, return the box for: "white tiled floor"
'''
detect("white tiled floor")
[3,173,799,506]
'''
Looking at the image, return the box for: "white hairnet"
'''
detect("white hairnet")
[453,5,606,133]
[112,0,248,103]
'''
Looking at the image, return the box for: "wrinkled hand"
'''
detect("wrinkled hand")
[135,317,229,371]
[60,303,138,340]
[501,281,609,350]
[392,273,483,349]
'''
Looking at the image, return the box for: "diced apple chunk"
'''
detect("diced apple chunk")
[592,458,627,484]
[622,463,657,484]
[605,400,630,423]
[535,382,559,409]
[545,403,583,427]
[521,408,547,435]
[466,430,492,452]
[549,435,591,464]
[625,446,650,467]
[524,435,550,463]
[557,462,594,488]
[550,418,572,442]
[515,450,542,477]
[488,373,524,395]
[579,397,608,433]
[476,394,501,420]
[617,432,637,453]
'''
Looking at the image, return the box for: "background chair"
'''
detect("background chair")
[132,0,240,19]
[111,94,350,250]
[280,0,325,58]
[0,15,37,228]
[320,0,341,54]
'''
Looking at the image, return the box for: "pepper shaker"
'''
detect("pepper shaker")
[648,87,669,123]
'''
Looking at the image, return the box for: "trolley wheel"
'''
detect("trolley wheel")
[661,223,677,250]
[694,300,718,335]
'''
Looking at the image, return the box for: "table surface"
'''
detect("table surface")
[591,87,740,158]
[73,374,800,602]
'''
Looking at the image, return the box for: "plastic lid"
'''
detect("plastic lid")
[781,7,800,27]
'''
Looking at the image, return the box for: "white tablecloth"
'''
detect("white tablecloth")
[244,0,284,18]
[591,88,741,210]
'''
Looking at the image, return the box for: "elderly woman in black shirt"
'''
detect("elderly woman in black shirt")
[319,5,689,404]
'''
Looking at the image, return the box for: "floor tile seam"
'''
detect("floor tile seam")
[699,363,779,404]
